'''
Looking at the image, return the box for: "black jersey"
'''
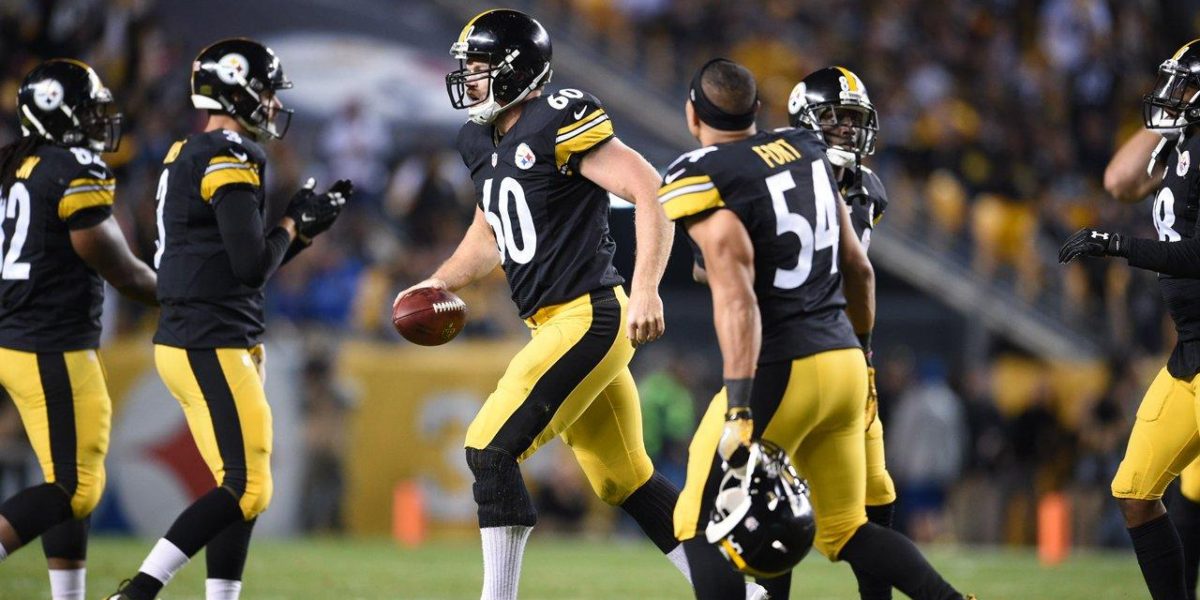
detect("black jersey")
[1152,132,1200,377]
[0,144,114,352]
[661,128,858,363]
[456,89,624,318]
[839,164,888,253]
[153,129,270,348]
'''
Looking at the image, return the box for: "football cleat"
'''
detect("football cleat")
[706,440,816,578]
[101,579,133,599]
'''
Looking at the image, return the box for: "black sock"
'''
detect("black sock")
[757,571,792,600]
[1171,489,1200,600]
[1129,513,1188,600]
[682,537,745,600]
[41,516,90,561]
[620,471,680,554]
[163,487,244,556]
[851,503,896,600]
[839,523,962,600]
[206,518,257,581]
[122,488,245,600]
[0,483,73,546]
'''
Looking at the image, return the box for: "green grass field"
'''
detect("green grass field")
[0,536,1145,599]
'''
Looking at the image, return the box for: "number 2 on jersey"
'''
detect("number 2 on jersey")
[768,160,840,289]
[0,183,32,280]
[482,177,537,264]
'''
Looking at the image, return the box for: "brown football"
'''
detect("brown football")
[392,288,468,346]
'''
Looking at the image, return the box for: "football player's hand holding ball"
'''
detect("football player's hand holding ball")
[286,178,353,242]
[719,378,754,473]
[393,277,449,311]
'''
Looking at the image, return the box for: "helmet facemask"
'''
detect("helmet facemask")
[446,44,551,125]
[1143,59,1200,136]
[77,100,123,152]
[195,58,294,140]
[804,102,878,168]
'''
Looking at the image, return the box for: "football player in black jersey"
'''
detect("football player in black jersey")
[1060,38,1200,600]
[666,58,967,600]
[784,66,896,600]
[395,9,695,599]
[106,39,350,600]
[0,59,156,600]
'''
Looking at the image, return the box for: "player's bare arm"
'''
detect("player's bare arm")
[838,196,875,336]
[686,208,759,465]
[394,206,500,307]
[1104,129,1166,203]
[579,138,673,346]
[70,217,157,306]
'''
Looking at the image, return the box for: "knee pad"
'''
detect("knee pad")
[466,448,536,528]
[864,469,897,507]
[240,474,273,520]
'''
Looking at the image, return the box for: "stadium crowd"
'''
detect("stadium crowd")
[2,0,1199,548]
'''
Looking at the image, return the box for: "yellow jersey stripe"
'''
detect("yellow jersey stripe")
[661,187,725,221]
[658,175,713,198]
[200,167,261,202]
[554,119,614,168]
[59,188,114,220]
[66,177,115,190]
[208,156,247,166]
[15,156,40,180]
[163,140,186,164]
[835,66,860,92]
[556,109,607,137]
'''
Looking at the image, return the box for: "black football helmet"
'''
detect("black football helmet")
[191,38,293,139]
[1144,39,1200,135]
[18,59,121,152]
[705,440,816,578]
[788,66,878,168]
[446,9,553,124]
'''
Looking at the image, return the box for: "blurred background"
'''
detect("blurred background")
[2,0,1199,561]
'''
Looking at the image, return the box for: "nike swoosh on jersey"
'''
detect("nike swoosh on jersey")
[574,107,587,120]
[231,150,248,162]
[88,169,107,179]
[664,169,686,184]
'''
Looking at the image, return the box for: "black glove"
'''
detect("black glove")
[286,178,352,240]
[1058,227,1128,264]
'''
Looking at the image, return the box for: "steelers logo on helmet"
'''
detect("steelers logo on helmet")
[515,142,536,170]
[216,53,250,85]
[787,82,807,116]
[32,79,64,111]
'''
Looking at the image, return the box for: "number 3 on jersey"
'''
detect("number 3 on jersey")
[0,183,32,280]
[768,160,840,289]
[482,177,537,264]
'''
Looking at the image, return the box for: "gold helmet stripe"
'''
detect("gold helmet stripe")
[458,9,499,43]
[1172,39,1200,61]
[835,66,861,92]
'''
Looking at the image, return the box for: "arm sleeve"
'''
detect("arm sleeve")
[212,187,291,287]
[59,165,115,229]
[1127,236,1200,278]
[555,93,615,172]
[657,159,725,222]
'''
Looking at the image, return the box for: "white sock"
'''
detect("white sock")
[746,581,770,600]
[206,578,243,600]
[0,540,8,563]
[666,544,692,583]
[479,525,532,600]
[48,568,86,600]
[137,538,190,585]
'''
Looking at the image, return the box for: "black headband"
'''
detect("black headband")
[689,58,758,131]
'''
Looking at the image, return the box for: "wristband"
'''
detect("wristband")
[725,377,753,411]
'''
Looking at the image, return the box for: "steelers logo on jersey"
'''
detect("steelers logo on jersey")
[1179,150,1191,177]
[515,142,536,170]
